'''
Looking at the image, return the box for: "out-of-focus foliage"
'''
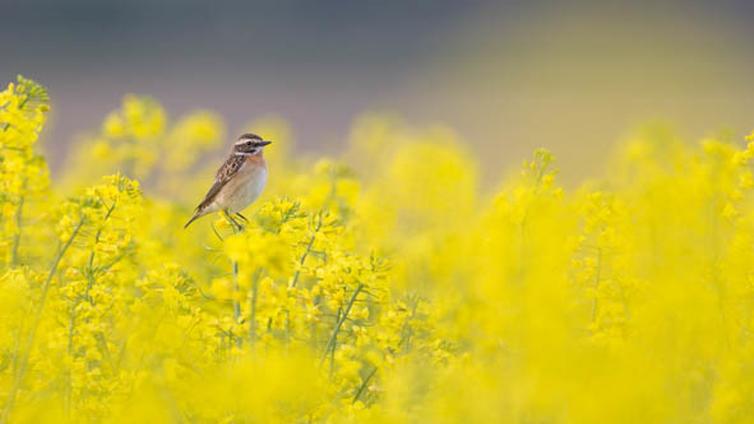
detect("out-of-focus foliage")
[2,76,754,423]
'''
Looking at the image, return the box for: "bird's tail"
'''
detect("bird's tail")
[184,210,203,229]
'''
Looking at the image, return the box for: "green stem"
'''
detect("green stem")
[84,201,117,302]
[248,269,261,344]
[10,190,25,266]
[220,210,243,348]
[329,308,341,376]
[233,262,241,320]
[320,284,363,365]
[2,218,84,423]
[290,212,323,288]
[352,366,378,404]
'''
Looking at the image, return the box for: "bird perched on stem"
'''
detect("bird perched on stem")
[184,133,271,229]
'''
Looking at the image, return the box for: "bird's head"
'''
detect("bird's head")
[233,133,272,156]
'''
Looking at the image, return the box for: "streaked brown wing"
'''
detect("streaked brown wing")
[196,155,246,211]
[215,154,246,182]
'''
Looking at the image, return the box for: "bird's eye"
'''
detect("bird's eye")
[246,141,252,146]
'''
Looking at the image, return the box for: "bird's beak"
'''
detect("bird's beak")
[260,140,272,147]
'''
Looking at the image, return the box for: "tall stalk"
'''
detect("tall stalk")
[222,210,243,347]
[290,212,323,288]
[248,269,262,344]
[9,189,25,266]
[2,218,84,423]
[321,283,364,367]
[6,90,32,266]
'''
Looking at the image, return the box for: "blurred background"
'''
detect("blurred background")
[2,0,753,183]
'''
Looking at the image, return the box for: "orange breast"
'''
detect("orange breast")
[246,153,266,167]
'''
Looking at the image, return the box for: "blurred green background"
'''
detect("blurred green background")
[2,0,753,183]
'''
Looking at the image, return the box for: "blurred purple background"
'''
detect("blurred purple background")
[3,0,754,182]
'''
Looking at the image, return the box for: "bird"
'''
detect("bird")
[184,133,272,229]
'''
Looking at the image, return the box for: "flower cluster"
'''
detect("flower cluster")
[0,76,50,266]
[3,76,754,422]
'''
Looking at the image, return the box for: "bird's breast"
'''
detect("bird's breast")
[220,161,268,213]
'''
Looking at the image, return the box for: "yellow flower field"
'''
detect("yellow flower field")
[2,75,754,422]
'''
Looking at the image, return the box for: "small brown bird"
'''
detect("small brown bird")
[184,133,271,229]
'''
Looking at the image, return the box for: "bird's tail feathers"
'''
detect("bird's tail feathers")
[184,209,204,229]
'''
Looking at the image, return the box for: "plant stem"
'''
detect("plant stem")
[233,261,241,320]
[2,218,84,423]
[321,284,363,365]
[290,212,323,288]
[10,191,25,266]
[85,201,117,302]
[248,269,261,344]
[352,366,378,404]
[221,210,243,347]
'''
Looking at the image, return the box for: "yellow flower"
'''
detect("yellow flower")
[7,73,754,423]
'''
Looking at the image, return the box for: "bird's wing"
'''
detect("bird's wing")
[195,155,246,211]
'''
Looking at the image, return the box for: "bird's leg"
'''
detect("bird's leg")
[235,212,249,223]
[223,210,243,232]
[228,214,243,232]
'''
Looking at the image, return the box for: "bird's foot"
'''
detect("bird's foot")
[223,210,244,232]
